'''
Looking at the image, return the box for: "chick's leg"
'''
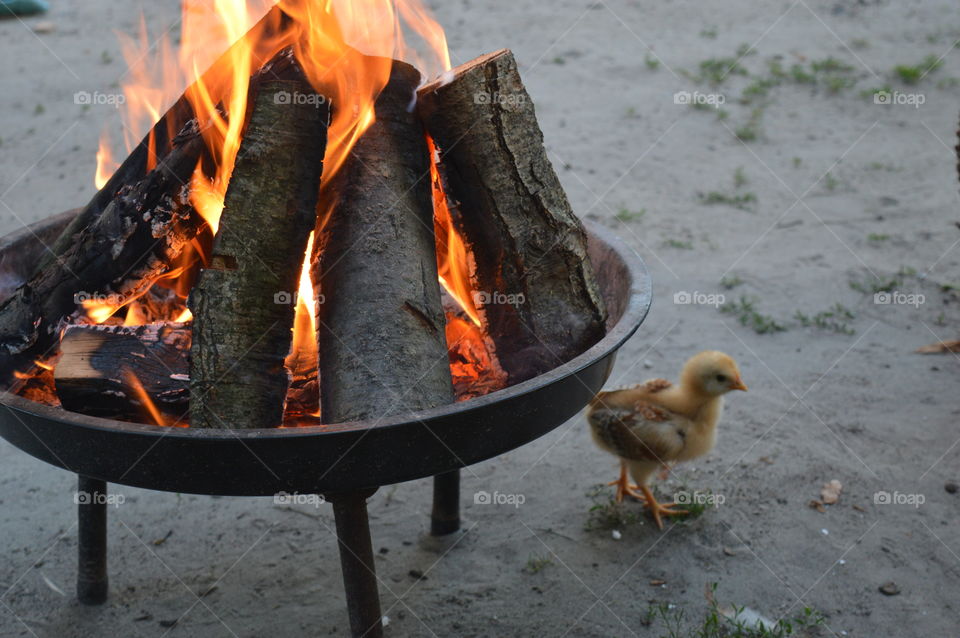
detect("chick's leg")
[639,485,688,530]
[626,461,687,530]
[606,461,644,503]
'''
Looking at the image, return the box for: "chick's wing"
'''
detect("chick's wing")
[589,400,687,463]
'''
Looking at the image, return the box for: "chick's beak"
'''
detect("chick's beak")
[729,377,748,392]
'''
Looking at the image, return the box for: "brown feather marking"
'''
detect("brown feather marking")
[634,401,670,422]
[645,378,672,393]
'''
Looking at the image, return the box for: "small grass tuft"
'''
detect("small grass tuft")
[734,107,764,142]
[585,485,639,531]
[720,275,744,290]
[616,207,646,223]
[645,53,661,71]
[810,57,854,74]
[795,304,855,335]
[849,267,914,294]
[644,586,827,637]
[698,57,748,84]
[789,63,816,84]
[523,554,553,575]
[720,296,786,334]
[698,191,757,211]
[893,54,943,84]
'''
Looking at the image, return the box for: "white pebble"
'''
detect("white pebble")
[382,616,390,627]
[821,528,829,535]
[612,530,622,540]
[643,360,653,369]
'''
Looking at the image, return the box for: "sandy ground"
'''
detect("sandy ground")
[2,0,960,636]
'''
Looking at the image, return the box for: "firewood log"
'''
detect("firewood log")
[0,121,208,386]
[55,323,190,424]
[417,49,607,384]
[189,56,330,429]
[312,58,454,424]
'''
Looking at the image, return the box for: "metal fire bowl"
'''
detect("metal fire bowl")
[0,210,651,496]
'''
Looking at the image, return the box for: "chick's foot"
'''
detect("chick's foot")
[607,462,645,503]
[640,485,688,530]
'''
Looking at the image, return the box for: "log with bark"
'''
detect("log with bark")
[55,323,190,424]
[189,56,330,429]
[0,120,208,385]
[312,58,454,423]
[417,49,607,384]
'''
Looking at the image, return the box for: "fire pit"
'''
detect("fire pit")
[0,210,650,637]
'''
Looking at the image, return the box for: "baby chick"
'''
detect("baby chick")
[587,351,747,529]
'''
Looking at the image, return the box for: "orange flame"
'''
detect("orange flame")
[429,137,481,326]
[94,134,118,190]
[122,369,170,427]
[98,0,452,228]
[285,231,319,404]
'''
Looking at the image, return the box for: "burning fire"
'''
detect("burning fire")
[430,136,481,327]
[93,0,455,316]
[73,0,501,423]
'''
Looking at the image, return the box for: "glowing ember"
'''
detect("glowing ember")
[446,316,507,400]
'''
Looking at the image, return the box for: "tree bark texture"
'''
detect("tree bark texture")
[417,49,607,384]
[313,58,454,424]
[189,64,329,429]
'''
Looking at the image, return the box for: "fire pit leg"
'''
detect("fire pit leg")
[327,490,383,638]
[430,470,460,536]
[76,475,108,605]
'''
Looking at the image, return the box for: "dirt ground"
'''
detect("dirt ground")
[1,0,959,636]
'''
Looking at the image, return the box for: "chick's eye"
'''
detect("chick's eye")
[715,374,727,383]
